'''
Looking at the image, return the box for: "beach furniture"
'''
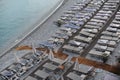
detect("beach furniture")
[91,19,106,24]
[94,44,107,52]
[39,41,56,49]
[73,64,93,74]
[66,72,87,80]
[97,39,109,46]
[79,31,95,38]
[63,23,80,29]
[110,23,120,29]
[106,47,115,52]
[102,31,114,36]
[34,70,49,79]
[63,45,74,52]
[48,37,65,45]
[84,25,101,30]
[68,40,88,48]
[8,64,21,72]
[52,33,69,40]
[101,35,113,40]
[63,44,83,54]
[94,15,109,20]
[60,27,77,33]
[99,10,112,14]
[43,63,58,71]
[87,21,103,27]
[104,74,120,80]
[107,27,117,32]
[74,35,92,44]
[89,49,105,57]
[107,41,116,47]
[1,70,14,79]
[23,54,40,64]
[56,30,72,37]
[64,10,76,14]
[68,40,81,47]
[0,74,7,80]
[52,58,65,65]
[25,76,37,80]
[112,20,120,24]
[96,13,111,17]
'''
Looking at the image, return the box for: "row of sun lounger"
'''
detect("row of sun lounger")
[0,51,48,80]
[62,0,119,55]
[25,58,73,80]
[88,10,120,61]
[24,57,94,80]
[43,0,97,49]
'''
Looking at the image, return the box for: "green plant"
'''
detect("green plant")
[54,19,64,27]
[101,53,109,63]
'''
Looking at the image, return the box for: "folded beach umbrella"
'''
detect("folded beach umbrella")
[74,58,79,71]
[13,52,20,63]
[48,49,54,60]
[31,42,37,54]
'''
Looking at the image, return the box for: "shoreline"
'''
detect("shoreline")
[0,0,65,58]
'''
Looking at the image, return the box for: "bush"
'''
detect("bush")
[101,53,109,63]
[54,19,64,27]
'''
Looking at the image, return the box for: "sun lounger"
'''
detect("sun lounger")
[96,13,111,17]
[68,40,81,46]
[74,35,92,43]
[102,31,113,36]
[34,70,49,79]
[63,23,80,29]
[1,70,14,79]
[98,10,112,14]
[60,27,77,33]
[108,41,116,47]
[97,39,109,46]
[39,41,56,49]
[110,23,120,28]
[52,33,69,40]
[25,76,37,80]
[73,64,93,74]
[63,45,74,52]
[82,28,98,34]
[84,24,101,30]
[43,63,58,71]
[89,49,104,57]
[106,27,117,32]
[64,10,76,14]
[87,21,103,27]
[66,72,87,80]
[112,37,119,41]
[94,15,109,20]
[80,31,95,38]
[91,19,106,24]
[101,35,113,40]
[106,47,115,52]
[94,44,107,51]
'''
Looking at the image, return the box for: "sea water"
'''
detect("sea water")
[0,0,61,53]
